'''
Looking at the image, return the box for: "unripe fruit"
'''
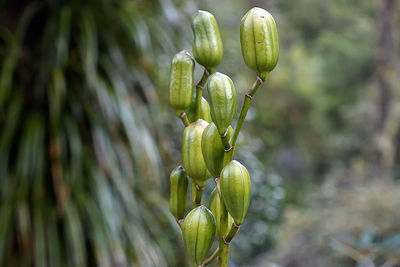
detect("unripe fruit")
[207,72,236,135]
[220,160,251,225]
[182,119,211,181]
[169,166,189,220]
[202,123,233,178]
[192,10,223,72]
[209,188,234,236]
[169,50,195,115]
[186,96,212,123]
[182,205,216,265]
[240,7,279,80]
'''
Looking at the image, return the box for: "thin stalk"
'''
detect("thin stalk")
[179,112,190,127]
[200,247,219,267]
[220,130,232,151]
[191,181,204,208]
[224,222,240,243]
[230,75,266,149]
[218,129,235,267]
[222,148,234,167]
[194,69,210,120]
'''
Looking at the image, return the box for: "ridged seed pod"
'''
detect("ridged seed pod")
[186,96,211,123]
[209,188,234,237]
[220,160,251,225]
[169,166,189,220]
[207,72,236,135]
[169,50,195,115]
[192,10,223,72]
[182,205,216,265]
[182,119,211,182]
[201,122,233,178]
[240,7,279,80]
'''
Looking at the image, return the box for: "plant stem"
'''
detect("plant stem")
[217,75,267,266]
[194,69,210,121]
[230,75,266,149]
[224,222,240,243]
[218,197,229,267]
[215,178,229,267]
[191,181,204,208]
[179,112,190,127]
[222,148,234,167]
[200,247,219,266]
[220,131,232,151]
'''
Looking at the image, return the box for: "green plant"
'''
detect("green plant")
[168,7,279,266]
[0,0,189,266]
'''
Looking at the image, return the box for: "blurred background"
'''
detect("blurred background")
[0,0,399,266]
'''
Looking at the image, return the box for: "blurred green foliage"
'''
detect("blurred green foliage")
[0,0,193,266]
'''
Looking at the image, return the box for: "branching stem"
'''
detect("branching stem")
[191,181,204,208]
[180,112,190,127]
[216,163,229,266]
[218,197,229,267]
[224,221,240,244]
[217,75,267,266]
[200,247,220,266]
[194,69,210,121]
[230,75,266,148]
[220,130,232,151]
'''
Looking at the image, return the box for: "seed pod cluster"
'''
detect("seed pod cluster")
[202,123,233,178]
[240,7,279,80]
[169,166,189,220]
[169,50,195,115]
[191,10,223,72]
[220,160,251,225]
[168,7,278,266]
[209,188,233,236]
[182,119,211,182]
[182,206,216,265]
[186,96,211,123]
[207,72,236,136]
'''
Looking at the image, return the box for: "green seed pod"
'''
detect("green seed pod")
[186,96,212,123]
[240,7,279,80]
[169,166,189,220]
[220,160,251,225]
[169,50,195,115]
[201,123,233,178]
[191,10,223,72]
[207,72,236,135]
[209,188,234,237]
[182,119,211,182]
[182,205,216,266]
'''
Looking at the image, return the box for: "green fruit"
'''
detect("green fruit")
[182,205,216,265]
[207,72,236,135]
[220,160,251,225]
[191,10,223,72]
[209,188,234,237]
[201,122,233,178]
[169,166,189,220]
[186,96,212,123]
[240,7,279,80]
[182,119,211,182]
[169,50,195,115]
